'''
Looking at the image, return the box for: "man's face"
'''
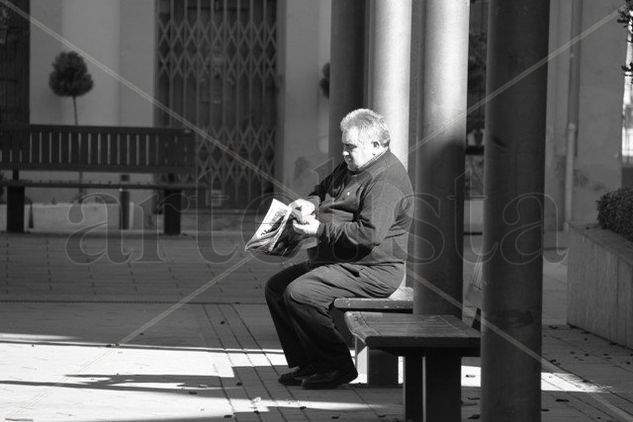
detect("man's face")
[341,127,380,171]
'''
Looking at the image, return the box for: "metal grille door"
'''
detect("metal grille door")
[156,0,278,209]
[0,0,29,124]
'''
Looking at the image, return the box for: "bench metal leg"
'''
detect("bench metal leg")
[7,186,25,233]
[163,189,182,235]
[119,188,130,230]
[354,338,399,386]
[424,352,461,422]
[403,356,424,422]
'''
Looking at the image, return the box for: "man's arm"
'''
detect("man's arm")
[291,162,346,223]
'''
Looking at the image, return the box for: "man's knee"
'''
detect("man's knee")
[283,281,320,309]
[264,276,282,304]
[265,263,310,301]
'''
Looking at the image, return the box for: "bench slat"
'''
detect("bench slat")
[333,286,413,311]
[334,298,413,311]
[345,312,480,353]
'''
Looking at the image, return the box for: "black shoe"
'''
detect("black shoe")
[278,365,317,386]
[301,366,358,390]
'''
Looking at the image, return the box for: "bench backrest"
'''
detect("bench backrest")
[0,124,195,173]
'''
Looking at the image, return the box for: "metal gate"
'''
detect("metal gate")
[156,0,278,210]
[0,0,29,125]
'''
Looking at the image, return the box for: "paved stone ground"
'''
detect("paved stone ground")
[0,231,633,421]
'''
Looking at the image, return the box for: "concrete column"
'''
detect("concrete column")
[412,0,469,316]
[328,0,367,163]
[481,1,549,421]
[367,0,411,168]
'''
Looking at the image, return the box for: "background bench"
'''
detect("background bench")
[345,312,480,422]
[0,124,198,234]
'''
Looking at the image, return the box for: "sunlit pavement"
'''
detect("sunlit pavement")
[0,231,632,421]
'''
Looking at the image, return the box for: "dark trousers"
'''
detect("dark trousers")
[265,261,402,372]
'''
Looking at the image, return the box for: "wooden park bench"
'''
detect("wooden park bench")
[345,312,481,422]
[333,285,413,385]
[334,256,484,385]
[0,124,199,234]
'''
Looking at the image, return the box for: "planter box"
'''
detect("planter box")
[0,203,139,232]
[568,224,633,347]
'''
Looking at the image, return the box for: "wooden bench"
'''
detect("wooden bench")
[333,285,413,385]
[345,312,481,422]
[0,124,199,234]
[333,254,483,386]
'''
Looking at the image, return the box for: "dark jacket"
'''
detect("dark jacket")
[306,149,414,266]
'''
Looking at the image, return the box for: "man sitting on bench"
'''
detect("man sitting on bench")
[264,108,414,389]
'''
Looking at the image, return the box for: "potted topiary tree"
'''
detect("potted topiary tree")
[49,51,94,125]
[48,51,94,201]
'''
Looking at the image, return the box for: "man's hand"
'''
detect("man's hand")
[292,214,320,237]
[289,199,316,224]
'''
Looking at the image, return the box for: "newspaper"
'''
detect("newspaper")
[245,199,315,257]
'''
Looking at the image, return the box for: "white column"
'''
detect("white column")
[367,0,412,169]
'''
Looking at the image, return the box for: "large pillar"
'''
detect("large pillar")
[412,0,468,316]
[367,0,412,167]
[365,1,414,410]
[328,0,367,163]
[481,1,549,421]
[409,2,469,421]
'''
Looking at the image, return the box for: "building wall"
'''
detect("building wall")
[31,0,154,127]
[544,0,572,231]
[118,0,155,128]
[277,0,330,201]
[28,0,155,220]
[24,1,626,229]
[28,0,331,220]
[573,0,625,224]
[30,1,63,124]
[543,0,626,230]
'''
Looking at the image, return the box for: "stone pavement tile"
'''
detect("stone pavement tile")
[4,232,633,421]
[201,303,409,421]
[0,342,236,422]
[541,325,633,421]
[0,302,248,422]
[198,305,296,421]
[47,286,99,296]
[6,285,54,294]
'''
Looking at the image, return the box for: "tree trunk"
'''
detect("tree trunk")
[72,95,84,201]
[72,96,78,125]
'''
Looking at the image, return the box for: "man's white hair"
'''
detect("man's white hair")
[340,108,391,147]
